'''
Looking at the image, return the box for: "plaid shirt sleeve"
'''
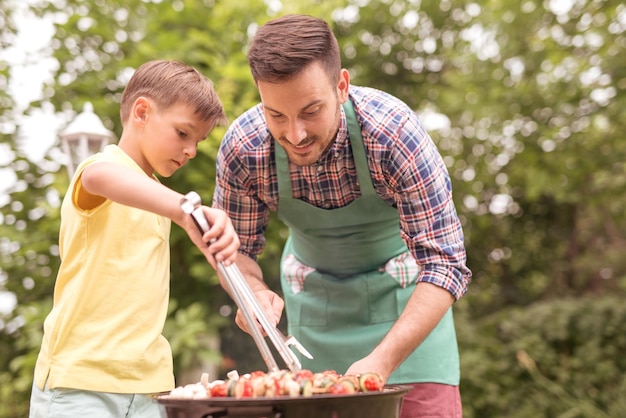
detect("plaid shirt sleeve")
[398,115,470,299]
[355,88,471,299]
[212,108,276,260]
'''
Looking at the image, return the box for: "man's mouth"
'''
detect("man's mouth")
[291,144,313,155]
[290,138,316,152]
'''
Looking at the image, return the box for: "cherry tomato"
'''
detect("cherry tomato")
[360,374,384,392]
[328,383,351,395]
[210,382,228,397]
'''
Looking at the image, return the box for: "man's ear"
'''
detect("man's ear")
[132,97,151,126]
[337,68,350,103]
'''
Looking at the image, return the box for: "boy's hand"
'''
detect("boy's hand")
[183,206,240,269]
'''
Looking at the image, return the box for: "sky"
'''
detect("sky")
[4,2,62,161]
[0,3,62,199]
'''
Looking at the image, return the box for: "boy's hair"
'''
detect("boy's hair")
[247,14,341,85]
[120,60,227,128]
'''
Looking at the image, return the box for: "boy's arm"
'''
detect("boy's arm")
[80,161,239,267]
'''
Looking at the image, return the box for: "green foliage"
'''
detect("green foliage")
[0,156,63,415]
[0,298,51,417]
[163,300,226,381]
[457,296,626,417]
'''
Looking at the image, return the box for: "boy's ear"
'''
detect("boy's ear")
[132,97,151,125]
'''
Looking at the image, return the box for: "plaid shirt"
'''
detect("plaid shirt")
[213,85,471,299]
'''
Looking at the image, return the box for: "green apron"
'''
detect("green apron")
[275,100,460,385]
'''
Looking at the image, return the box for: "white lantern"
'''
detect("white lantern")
[59,102,116,177]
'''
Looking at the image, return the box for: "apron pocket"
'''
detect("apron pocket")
[284,269,328,327]
[282,254,315,295]
[382,252,421,288]
[365,270,402,324]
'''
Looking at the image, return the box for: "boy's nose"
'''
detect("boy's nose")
[184,147,197,159]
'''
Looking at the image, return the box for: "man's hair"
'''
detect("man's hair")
[120,60,227,128]
[247,14,341,85]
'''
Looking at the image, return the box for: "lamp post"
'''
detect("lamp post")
[59,102,116,177]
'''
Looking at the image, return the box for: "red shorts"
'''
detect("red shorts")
[399,383,462,418]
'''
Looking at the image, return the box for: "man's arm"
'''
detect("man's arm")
[344,282,454,382]
[344,107,469,381]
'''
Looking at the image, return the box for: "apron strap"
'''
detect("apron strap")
[342,100,376,197]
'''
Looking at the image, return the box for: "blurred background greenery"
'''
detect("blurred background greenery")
[1,0,624,416]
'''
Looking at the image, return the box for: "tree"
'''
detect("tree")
[334,0,626,312]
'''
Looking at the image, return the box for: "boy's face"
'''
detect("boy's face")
[258,62,350,167]
[139,101,212,177]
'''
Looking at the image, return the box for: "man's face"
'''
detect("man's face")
[258,62,350,167]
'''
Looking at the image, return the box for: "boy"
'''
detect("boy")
[29,60,238,417]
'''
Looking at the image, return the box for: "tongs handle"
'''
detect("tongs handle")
[220,263,303,373]
[180,192,302,374]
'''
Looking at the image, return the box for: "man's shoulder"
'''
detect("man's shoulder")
[223,104,272,152]
[349,85,413,118]
[349,85,414,131]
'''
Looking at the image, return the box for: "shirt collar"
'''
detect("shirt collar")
[317,105,349,164]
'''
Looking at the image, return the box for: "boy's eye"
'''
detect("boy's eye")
[177,129,188,138]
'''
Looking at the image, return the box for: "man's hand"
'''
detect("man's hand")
[345,353,392,384]
[235,288,284,335]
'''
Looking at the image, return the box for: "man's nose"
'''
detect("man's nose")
[285,120,307,145]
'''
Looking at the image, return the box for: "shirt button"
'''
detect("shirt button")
[317,165,323,172]
[334,152,340,158]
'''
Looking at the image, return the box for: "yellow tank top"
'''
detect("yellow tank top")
[34,145,174,393]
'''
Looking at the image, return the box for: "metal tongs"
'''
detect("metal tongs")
[180,192,313,374]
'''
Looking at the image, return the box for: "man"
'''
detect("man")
[212,14,471,418]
